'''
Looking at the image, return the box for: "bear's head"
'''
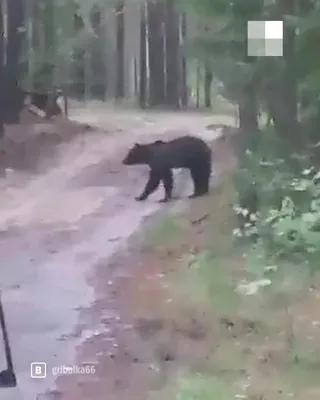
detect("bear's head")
[122,143,151,165]
[122,140,165,165]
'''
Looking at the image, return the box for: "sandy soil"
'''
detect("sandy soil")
[0,103,235,399]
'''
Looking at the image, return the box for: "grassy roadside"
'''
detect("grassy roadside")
[125,141,320,400]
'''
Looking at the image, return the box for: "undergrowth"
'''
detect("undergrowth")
[233,127,320,272]
[147,126,320,400]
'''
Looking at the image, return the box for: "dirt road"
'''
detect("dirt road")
[0,105,234,399]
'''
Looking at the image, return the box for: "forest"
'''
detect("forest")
[1,0,320,399]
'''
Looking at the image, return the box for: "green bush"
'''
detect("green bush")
[233,127,320,270]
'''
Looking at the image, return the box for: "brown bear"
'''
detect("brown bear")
[122,135,212,202]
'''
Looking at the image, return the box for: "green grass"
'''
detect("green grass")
[150,373,236,400]
[174,252,241,313]
[144,213,183,246]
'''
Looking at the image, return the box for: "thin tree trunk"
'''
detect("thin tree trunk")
[297,0,318,145]
[180,12,187,108]
[237,82,259,220]
[24,0,34,92]
[63,92,68,116]
[196,61,200,108]
[264,0,300,150]
[58,1,73,111]
[123,1,139,99]
[281,0,298,122]
[5,0,24,124]
[204,61,212,109]
[238,85,258,131]
[164,0,179,108]
[43,0,54,89]
[115,1,125,99]
[90,7,106,100]
[134,56,138,97]
[147,0,165,107]
[104,9,116,99]
[84,50,91,102]
[237,81,259,155]
[0,0,5,137]
[139,2,147,108]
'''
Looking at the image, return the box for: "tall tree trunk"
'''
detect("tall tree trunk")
[0,0,5,137]
[5,0,24,124]
[139,2,146,108]
[180,12,187,108]
[264,0,300,150]
[115,1,125,99]
[196,61,200,108]
[43,0,54,89]
[90,7,106,100]
[84,50,91,101]
[71,12,85,98]
[238,84,258,132]
[203,22,212,108]
[282,0,298,123]
[147,0,165,107]
[164,0,179,108]
[237,80,259,158]
[124,1,140,99]
[103,9,116,99]
[134,56,138,97]
[237,83,259,222]
[204,61,212,109]
[56,1,73,108]
[296,0,318,145]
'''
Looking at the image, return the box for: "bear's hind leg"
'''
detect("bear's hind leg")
[201,161,211,194]
[189,161,210,198]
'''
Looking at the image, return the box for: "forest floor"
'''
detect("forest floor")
[1,102,319,400]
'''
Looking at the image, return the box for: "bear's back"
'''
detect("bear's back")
[149,136,210,169]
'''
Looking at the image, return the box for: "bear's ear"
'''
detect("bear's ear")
[134,143,141,148]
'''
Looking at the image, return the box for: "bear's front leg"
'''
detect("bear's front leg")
[158,169,173,203]
[135,169,161,201]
